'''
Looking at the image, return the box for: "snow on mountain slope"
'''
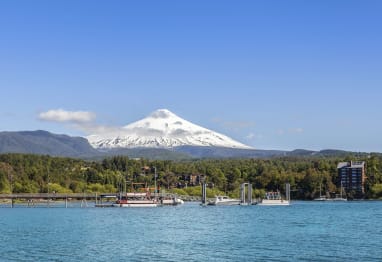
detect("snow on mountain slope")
[87,109,253,149]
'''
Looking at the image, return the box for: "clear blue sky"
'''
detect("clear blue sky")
[0,0,381,152]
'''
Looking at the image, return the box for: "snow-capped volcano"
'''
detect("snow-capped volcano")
[87,109,252,150]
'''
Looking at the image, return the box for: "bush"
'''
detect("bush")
[47,183,73,194]
[371,184,382,199]
[168,188,188,196]
[206,188,226,198]
[86,183,116,193]
[170,186,225,198]
[69,181,87,193]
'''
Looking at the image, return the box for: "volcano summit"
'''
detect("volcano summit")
[87,109,252,150]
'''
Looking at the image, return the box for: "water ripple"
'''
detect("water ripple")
[0,202,382,261]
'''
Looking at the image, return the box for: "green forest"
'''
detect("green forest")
[1,153,382,199]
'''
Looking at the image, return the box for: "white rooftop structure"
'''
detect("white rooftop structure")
[337,161,365,169]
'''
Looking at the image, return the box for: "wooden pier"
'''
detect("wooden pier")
[0,193,101,200]
[0,193,201,208]
[0,193,101,208]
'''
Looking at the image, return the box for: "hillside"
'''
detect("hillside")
[0,130,100,158]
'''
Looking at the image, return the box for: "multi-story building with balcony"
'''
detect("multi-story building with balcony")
[337,161,366,194]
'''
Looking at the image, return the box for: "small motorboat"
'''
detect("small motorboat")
[208,195,241,206]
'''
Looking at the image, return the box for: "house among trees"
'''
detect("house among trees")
[337,161,366,196]
[177,174,204,188]
[141,166,152,175]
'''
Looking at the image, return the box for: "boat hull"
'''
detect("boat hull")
[113,203,158,207]
[258,199,290,206]
[326,198,347,201]
[313,197,327,201]
[209,200,241,206]
[161,198,184,205]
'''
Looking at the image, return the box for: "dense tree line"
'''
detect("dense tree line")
[1,153,382,199]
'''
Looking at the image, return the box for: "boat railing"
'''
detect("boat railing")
[265,191,282,200]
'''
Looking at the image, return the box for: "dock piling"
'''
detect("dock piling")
[285,183,291,202]
[201,183,207,205]
[240,183,253,205]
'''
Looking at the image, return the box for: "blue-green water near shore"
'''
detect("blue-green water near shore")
[1,201,382,261]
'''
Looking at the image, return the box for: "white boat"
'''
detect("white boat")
[313,195,328,201]
[113,192,185,207]
[113,201,158,207]
[314,184,328,201]
[208,195,241,206]
[258,191,290,206]
[161,197,184,205]
[328,196,347,201]
[113,192,158,207]
[314,182,347,201]
[327,191,347,201]
[330,182,347,201]
[313,195,347,201]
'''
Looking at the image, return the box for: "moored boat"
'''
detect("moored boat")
[112,192,185,207]
[208,195,241,206]
[314,182,328,201]
[329,182,347,201]
[113,192,158,207]
[258,191,290,206]
[313,195,328,201]
[327,194,347,201]
[160,196,184,205]
[314,182,347,201]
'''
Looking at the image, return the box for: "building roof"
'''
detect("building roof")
[337,161,365,169]
[337,162,349,169]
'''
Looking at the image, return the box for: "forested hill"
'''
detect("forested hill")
[1,153,382,199]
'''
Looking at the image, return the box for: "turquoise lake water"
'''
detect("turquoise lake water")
[1,201,382,261]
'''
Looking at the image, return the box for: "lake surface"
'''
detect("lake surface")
[0,201,381,261]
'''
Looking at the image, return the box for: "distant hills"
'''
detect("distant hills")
[173,145,286,159]
[0,130,100,158]
[0,130,372,160]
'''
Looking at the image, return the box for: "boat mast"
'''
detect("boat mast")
[285,183,291,202]
[154,167,157,201]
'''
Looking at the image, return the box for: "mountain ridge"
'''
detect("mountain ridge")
[0,130,373,160]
